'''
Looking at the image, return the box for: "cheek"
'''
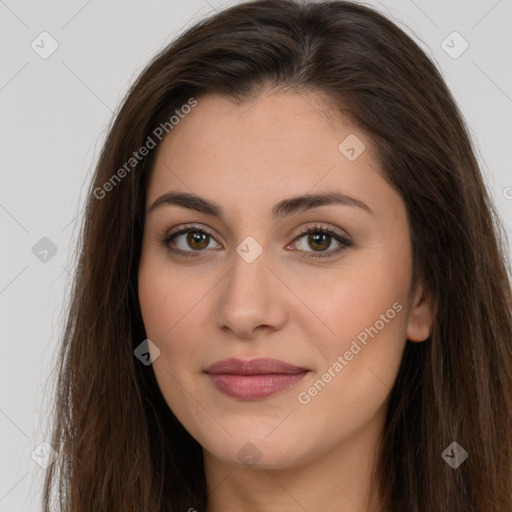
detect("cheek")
[138,255,212,343]
[137,254,215,405]
[296,241,411,406]
[302,255,410,354]
[138,260,206,413]
[295,281,407,442]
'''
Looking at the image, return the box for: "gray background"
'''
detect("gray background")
[1,0,511,509]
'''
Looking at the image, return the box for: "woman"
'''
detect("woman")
[42,0,512,510]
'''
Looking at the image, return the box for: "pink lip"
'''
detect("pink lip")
[205,358,309,400]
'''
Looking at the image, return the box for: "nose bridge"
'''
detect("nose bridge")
[215,236,288,335]
[226,236,270,300]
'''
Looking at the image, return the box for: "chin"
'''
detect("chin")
[200,431,313,471]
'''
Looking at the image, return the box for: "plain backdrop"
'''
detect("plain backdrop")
[1,0,511,509]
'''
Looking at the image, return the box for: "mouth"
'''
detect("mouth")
[204,358,310,400]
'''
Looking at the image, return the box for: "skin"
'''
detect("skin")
[138,91,433,512]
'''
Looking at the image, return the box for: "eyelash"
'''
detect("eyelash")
[159,223,352,260]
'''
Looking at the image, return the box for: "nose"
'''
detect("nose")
[214,246,288,339]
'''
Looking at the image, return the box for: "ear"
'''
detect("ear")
[407,281,434,342]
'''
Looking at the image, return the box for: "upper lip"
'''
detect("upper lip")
[205,358,308,375]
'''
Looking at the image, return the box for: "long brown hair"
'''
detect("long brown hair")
[42,1,512,510]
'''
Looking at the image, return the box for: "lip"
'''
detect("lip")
[205,358,309,400]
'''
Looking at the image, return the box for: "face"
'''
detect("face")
[138,92,432,471]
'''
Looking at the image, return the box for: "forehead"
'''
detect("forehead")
[146,92,400,222]
[155,91,363,158]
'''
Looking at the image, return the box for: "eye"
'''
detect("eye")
[159,223,352,259]
[289,224,352,259]
[161,224,221,257]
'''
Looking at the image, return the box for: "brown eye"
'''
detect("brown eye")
[162,227,222,256]
[186,231,210,250]
[306,232,332,252]
[291,225,352,259]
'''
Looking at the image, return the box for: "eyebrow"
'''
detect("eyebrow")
[147,190,372,219]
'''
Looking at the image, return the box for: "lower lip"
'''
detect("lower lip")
[207,372,309,400]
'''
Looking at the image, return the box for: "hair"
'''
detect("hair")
[42,0,512,510]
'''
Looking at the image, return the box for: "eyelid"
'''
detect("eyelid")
[293,223,351,242]
[164,223,218,240]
